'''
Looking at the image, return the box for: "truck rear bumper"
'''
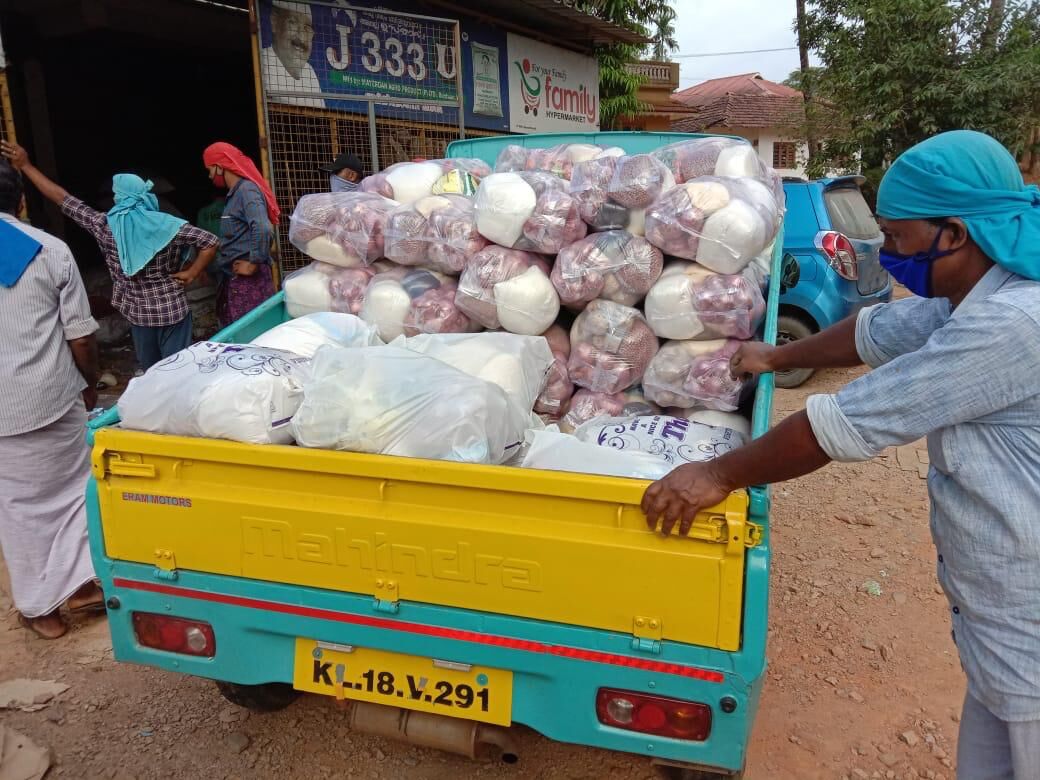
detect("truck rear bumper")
[98,558,760,772]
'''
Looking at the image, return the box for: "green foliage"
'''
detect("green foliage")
[801,0,1040,183]
[581,0,678,128]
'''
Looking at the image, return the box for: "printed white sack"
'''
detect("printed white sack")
[290,346,520,464]
[574,414,747,467]
[250,312,384,358]
[521,428,673,480]
[117,342,310,445]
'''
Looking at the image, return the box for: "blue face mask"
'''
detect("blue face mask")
[330,175,358,193]
[879,224,953,298]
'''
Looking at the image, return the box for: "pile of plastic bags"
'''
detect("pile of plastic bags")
[120,137,788,481]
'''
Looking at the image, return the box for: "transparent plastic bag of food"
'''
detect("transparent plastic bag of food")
[568,300,659,394]
[493,143,625,179]
[290,345,520,464]
[383,194,488,273]
[644,260,766,340]
[644,176,783,274]
[559,387,660,433]
[282,260,397,318]
[551,230,664,308]
[359,158,492,204]
[473,171,586,253]
[455,245,560,335]
[643,339,749,411]
[570,154,676,235]
[360,266,479,342]
[533,324,574,417]
[288,192,398,267]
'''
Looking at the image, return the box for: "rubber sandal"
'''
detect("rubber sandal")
[17,612,69,640]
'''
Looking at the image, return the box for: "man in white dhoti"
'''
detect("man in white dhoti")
[0,160,104,639]
[262,1,325,108]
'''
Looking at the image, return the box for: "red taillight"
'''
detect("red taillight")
[596,688,712,741]
[816,230,859,280]
[132,612,216,657]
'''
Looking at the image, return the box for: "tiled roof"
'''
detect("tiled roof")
[673,72,804,104]
[671,93,805,132]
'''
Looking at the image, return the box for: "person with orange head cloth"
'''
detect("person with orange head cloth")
[202,142,280,327]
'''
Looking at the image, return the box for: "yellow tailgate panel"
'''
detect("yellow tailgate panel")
[94,429,752,651]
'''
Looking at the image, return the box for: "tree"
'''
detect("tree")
[648,2,678,62]
[800,0,1040,185]
[581,0,678,128]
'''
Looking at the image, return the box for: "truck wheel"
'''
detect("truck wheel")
[215,681,300,713]
[774,314,816,389]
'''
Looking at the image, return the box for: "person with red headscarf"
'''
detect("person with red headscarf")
[202,142,280,327]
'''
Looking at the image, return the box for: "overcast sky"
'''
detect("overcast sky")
[672,1,818,89]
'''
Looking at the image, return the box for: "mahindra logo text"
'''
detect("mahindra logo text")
[242,518,541,592]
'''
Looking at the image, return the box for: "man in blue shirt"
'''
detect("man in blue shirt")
[643,131,1040,778]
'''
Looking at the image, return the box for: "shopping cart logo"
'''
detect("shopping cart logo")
[514,58,541,115]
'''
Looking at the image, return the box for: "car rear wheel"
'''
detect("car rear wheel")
[215,681,300,712]
[774,314,816,389]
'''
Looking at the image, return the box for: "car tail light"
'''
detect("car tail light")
[596,688,712,741]
[132,612,216,657]
[816,231,859,280]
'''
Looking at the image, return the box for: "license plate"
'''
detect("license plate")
[292,639,513,726]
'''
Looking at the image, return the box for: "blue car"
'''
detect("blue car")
[776,175,893,387]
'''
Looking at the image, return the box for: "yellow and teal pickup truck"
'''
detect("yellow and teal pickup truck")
[86,132,780,779]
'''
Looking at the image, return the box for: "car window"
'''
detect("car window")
[823,186,880,240]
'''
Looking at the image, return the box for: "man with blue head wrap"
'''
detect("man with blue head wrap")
[642,130,1040,777]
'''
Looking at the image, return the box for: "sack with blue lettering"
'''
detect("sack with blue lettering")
[117,343,310,445]
[573,414,746,469]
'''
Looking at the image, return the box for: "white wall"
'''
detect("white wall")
[723,127,808,178]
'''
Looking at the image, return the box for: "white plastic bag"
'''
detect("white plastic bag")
[251,312,384,358]
[665,408,753,439]
[644,261,766,340]
[288,192,398,267]
[644,177,783,273]
[290,346,520,464]
[117,342,310,445]
[521,428,672,480]
[574,414,747,466]
[643,339,748,411]
[402,331,554,417]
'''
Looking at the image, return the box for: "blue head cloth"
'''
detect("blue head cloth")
[105,174,187,276]
[876,130,1040,281]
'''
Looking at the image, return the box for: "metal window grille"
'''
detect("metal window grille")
[772,141,797,170]
[251,0,505,274]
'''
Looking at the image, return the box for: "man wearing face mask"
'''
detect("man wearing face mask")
[643,130,1040,778]
[319,152,364,193]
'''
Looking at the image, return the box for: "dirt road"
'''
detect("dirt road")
[0,369,962,780]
